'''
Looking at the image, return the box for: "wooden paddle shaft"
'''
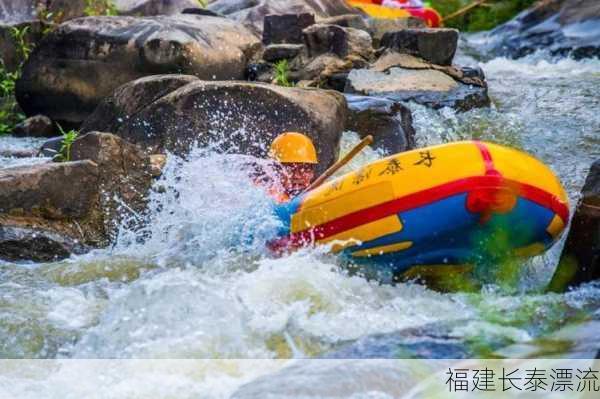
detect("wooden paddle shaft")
[303,135,374,193]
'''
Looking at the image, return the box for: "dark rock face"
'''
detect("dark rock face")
[488,0,600,59]
[262,44,305,62]
[345,94,415,154]
[12,114,54,137]
[550,160,600,291]
[380,28,459,66]
[303,23,373,60]
[207,0,362,35]
[262,13,315,44]
[319,14,369,31]
[0,225,86,262]
[15,15,260,126]
[0,132,154,261]
[81,76,348,174]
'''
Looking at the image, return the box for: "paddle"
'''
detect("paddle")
[303,135,374,193]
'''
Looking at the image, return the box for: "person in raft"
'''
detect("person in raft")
[373,0,424,8]
[261,132,318,203]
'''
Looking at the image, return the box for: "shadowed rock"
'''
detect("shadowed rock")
[487,0,600,59]
[13,115,54,137]
[380,28,459,66]
[549,159,600,291]
[81,76,348,174]
[15,14,261,126]
[0,225,87,262]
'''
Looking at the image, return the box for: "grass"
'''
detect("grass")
[274,59,294,87]
[429,0,538,32]
[84,0,119,17]
[54,125,79,162]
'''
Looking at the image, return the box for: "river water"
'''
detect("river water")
[1,37,600,396]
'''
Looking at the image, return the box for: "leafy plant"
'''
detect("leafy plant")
[54,125,79,162]
[37,6,65,36]
[274,59,294,87]
[10,26,33,62]
[84,0,119,17]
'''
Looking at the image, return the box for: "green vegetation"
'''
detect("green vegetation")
[274,59,294,87]
[10,26,33,61]
[430,0,537,32]
[196,0,208,7]
[36,7,65,36]
[54,125,79,162]
[84,0,119,17]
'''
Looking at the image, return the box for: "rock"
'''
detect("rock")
[0,148,37,158]
[81,76,347,174]
[181,7,222,17]
[549,160,600,291]
[149,154,167,177]
[207,0,362,36]
[38,136,63,158]
[0,132,154,260]
[16,15,261,126]
[345,94,415,155]
[487,0,600,59]
[263,44,305,62]
[367,17,426,47]
[345,67,490,111]
[113,0,200,16]
[262,13,315,44]
[0,161,99,219]
[0,224,86,262]
[303,23,373,60]
[0,20,47,72]
[12,114,54,137]
[380,28,459,66]
[0,0,86,25]
[320,14,369,32]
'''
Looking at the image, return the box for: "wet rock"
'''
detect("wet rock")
[488,0,600,59]
[181,7,223,17]
[0,132,154,260]
[16,15,260,126]
[367,17,426,47]
[0,148,37,158]
[303,23,373,60]
[380,28,459,66]
[12,114,54,137]
[262,13,315,44]
[345,67,490,111]
[0,161,99,219]
[81,76,347,174]
[320,14,369,32]
[549,159,600,291]
[345,94,415,154]
[207,0,361,36]
[38,136,63,158]
[263,44,305,62]
[0,225,86,262]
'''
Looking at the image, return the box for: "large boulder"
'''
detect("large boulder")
[380,28,459,66]
[15,14,261,126]
[0,132,154,261]
[81,75,348,174]
[549,159,600,291]
[207,0,362,35]
[487,0,600,59]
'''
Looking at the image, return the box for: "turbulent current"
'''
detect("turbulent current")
[1,39,600,396]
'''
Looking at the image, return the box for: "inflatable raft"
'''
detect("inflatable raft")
[269,141,569,274]
[348,0,442,27]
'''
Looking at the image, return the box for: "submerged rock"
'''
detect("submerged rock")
[12,114,54,137]
[549,159,600,291]
[487,0,600,59]
[345,94,415,154]
[0,132,154,261]
[207,0,361,35]
[81,76,347,174]
[0,225,86,262]
[16,14,260,126]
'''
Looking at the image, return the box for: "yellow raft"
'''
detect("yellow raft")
[270,141,569,273]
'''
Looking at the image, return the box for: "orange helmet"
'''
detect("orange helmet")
[269,132,318,164]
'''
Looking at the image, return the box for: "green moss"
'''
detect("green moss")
[429,0,538,32]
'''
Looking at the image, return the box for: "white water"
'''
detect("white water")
[1,47,600,396]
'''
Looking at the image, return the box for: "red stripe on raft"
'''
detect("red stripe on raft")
[269,176,569,252]
[473,140,501,176]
